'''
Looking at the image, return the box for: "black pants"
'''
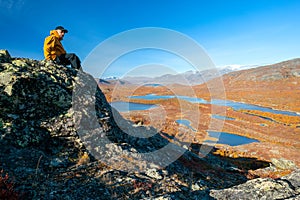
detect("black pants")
[56,53,81,70]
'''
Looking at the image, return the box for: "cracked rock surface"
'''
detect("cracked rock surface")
[0,49,299,199]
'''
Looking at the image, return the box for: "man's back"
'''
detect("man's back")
[43,26,81,70]
[44,30,66,61]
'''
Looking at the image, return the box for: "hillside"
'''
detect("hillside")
[223,58,300,81]
[188,58,300,115]
[213,58,299,112]
[0,50,299,199]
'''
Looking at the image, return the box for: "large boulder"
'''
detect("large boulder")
[0,49,11,63]
[0,50,299,199]
[210,169,300,199]
[0,52,76,148]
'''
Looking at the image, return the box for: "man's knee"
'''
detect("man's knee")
[67,53,75,59]
[68,53,81,62]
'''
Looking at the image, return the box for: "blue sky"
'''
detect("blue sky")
[1,0,300,77]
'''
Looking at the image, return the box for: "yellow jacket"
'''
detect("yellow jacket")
[43,30,66,60]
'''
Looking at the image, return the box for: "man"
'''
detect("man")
[43,26,82,70]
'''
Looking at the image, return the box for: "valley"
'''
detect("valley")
[99,58,300,170]
[1,51,299,199]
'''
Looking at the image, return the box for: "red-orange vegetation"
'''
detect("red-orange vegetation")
[0,169,20,199]
[247,169,293,179]
[240,110,300,127]
[98,61,300,169]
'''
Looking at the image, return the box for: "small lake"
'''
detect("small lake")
[205,131,259,146]
[131,94,208,103]
[211,114,235,121]
[130,94,299,116]
[111,102,260,146]
[176,119,197,131]
[210,99,300,116]
[143,83,164,87]
[110,101,157,112]
[176,119,257,146]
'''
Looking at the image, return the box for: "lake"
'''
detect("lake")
[111,101,260,146]
[211,114,235,121]
[111,94,297,146]
[176,118,258,146]
[176,119,197,131]
[131,94,208,103]
[110,101,157,112]
[143,83,164,87]
[205,131,259,146]
[130,94,299,116]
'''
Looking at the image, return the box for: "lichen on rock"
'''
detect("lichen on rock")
[0,51,77,148]
[210,169,300,200]
[0,49,299,199]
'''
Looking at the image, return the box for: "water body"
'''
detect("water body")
[175,119,257,146]
[143,83,164,87]
[111,101,260,146]
[211,114,235,121]
[131,94,208,103]
[176,119,197,131]
[110,101,157,112]
[130,94,299,116]
[205,131,259,146]
[113,94,298,146]
[210,99,300,116]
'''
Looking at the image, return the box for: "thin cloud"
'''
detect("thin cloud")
[0,0,25,13]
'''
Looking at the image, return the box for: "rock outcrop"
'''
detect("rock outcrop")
[210,169,300,200]
[0,49,299,199]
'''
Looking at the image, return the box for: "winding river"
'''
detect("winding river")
[111,94,299,146]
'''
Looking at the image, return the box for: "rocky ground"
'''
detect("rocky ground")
[0,49,299,199]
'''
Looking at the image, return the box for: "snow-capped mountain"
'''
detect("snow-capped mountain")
[219,64,259,71]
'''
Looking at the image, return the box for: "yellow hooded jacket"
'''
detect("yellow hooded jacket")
[43,30,66,60]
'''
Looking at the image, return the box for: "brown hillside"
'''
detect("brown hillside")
[225,58,300,81]
[99,58,300,168]
[194,58,300,112]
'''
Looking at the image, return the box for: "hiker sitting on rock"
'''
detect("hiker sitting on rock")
[43,26,82,70]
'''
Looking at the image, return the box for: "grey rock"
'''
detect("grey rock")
[0,49,11,63]
[271,158,297,170]
[145,168,163,180]
[210,169,300,200]
[1,50,299,200]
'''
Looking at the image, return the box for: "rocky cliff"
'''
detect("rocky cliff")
[0,49,299,199]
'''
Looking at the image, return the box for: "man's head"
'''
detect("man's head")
[55,26,68,39]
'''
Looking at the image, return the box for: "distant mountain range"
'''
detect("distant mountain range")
[99,59,300,85]
[107,64,259,85]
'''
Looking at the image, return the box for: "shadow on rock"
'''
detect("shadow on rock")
[1,50,298,199]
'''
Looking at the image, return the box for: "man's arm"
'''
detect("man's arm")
[43,36,55,60]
